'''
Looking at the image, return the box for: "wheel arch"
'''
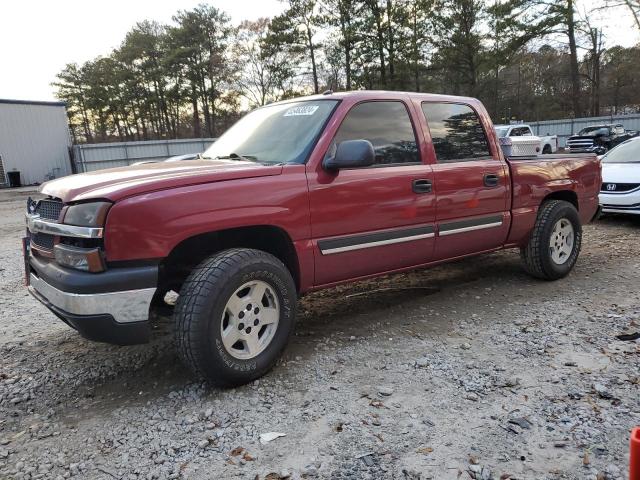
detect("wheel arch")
[157,225,301,298]
[542,190,579,210]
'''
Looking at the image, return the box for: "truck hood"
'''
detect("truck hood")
[40,160,283,203]
[569,134,604,140]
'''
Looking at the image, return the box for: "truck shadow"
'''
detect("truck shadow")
[295,250,521,335]
[7,250,530,421]
[94,252,526,390]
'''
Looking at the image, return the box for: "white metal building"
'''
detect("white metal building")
[0,99,72,186]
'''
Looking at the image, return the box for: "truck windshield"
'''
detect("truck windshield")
[203,100,339,165]
[578,126,608,136]
[602,139,640,163]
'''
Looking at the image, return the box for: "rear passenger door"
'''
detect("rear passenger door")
[419,102,510,260]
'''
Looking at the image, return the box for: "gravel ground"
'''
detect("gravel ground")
[0,187,639,480]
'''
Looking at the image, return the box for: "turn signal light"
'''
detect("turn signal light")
[54,244,106,273]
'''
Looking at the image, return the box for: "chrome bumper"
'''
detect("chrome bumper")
[28,273,156,324]
[26,213,103,239]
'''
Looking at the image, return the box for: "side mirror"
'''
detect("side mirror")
[323,139,375,171]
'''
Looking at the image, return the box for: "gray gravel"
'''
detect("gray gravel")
[1,187,639,479]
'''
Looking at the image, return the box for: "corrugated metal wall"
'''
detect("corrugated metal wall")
[528,114,640,148]
[0,100,72,185]
[73,138,216,172]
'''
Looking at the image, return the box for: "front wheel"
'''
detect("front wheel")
[174,248,297,386]
[520,200,582,280]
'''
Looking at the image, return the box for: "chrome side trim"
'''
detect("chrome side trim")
[29,273,155,324]
[321,232,435,255]
[26,213,103,239]
[439,221,503,236]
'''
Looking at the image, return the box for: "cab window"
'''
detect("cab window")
[511,126,532,136]
[421,102,492,162]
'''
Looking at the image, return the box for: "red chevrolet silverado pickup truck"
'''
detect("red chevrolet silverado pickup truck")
[25,91,601,386]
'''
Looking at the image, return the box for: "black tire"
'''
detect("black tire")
[520,200,582,280]
[174,248,297,387]
[542,144,552,154]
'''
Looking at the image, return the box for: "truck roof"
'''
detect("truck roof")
[270,90,482,106]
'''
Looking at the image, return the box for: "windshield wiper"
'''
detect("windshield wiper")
[211,153,258,162]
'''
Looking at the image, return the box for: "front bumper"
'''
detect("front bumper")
[599,189,640,215]
[28,255,158,345]
[600,205,640,214]
[568,145,606,154]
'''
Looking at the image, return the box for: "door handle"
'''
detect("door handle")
[412,179,432,194]
[484,173,499,187]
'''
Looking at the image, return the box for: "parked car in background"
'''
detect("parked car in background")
[599,137,640,215]
[567,124,638,155]
[494,124,558,154]
[25,91,601,386]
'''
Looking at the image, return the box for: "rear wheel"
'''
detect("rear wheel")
[520,200,582,280]
[174,248,297,386]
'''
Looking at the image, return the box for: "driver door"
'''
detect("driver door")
[306,99,436,286]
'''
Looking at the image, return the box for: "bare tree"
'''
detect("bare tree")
[235,19,298,106]
[598,0,640,30]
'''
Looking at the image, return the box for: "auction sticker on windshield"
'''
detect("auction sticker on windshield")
[284,105,319,116]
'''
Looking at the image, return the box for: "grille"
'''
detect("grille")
[36,199,63,221]
[32,232,55,250]
[567,139,594,151]
[601,183,640,193]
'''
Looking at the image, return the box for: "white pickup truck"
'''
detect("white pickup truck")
[495,124,558,155]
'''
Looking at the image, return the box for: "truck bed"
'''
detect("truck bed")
[504,153,601,247]
[506,153,597,161]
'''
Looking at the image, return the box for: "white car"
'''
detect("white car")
[599,137,640,215]
[495,124,558,154]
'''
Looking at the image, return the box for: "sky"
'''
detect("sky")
[0,0,285,102]
[0,0,638,102]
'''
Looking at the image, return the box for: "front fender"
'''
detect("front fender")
[103,167,310,262]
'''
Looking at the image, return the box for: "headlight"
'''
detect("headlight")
[54,244,106,272]
[63,202,111,227]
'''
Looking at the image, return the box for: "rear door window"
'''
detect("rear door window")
[421,102,492,163]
